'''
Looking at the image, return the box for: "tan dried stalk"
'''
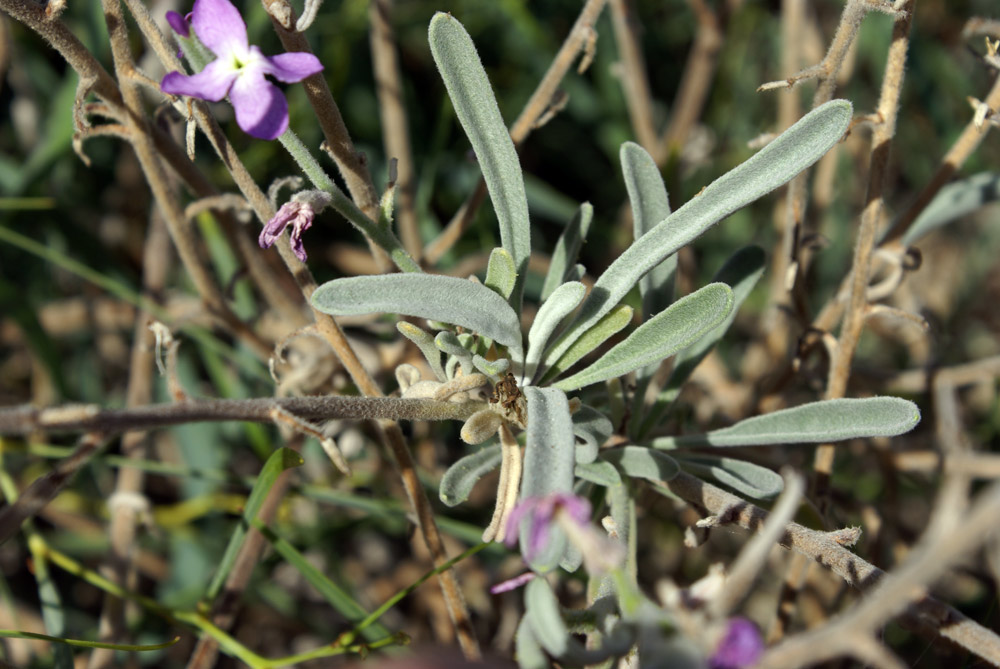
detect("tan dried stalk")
[815,1,915,495]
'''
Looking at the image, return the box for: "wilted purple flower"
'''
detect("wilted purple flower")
[160,0,323,139]
[504,492,591,560]
[259,201,315,261]
[710,618,764,669]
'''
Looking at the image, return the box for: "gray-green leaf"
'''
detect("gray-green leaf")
[429,13,531,306]
[554,283,733,391]
[638,246,765,438]
[675,455,784,499]
[546,100,852,365]
[603,446,679,484]
[541,203,593,301]
[651,396,921,448]
[312,274,523,357]
[622,141,674,321]
[525,281,586,382]
[520,387,575,572]
[439,443,502,506]
[485,247,517,300]
[901,172,1000,246]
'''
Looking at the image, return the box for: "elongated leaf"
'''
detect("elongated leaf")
[541,305,633,385]
[651,397,921,449]
[901,172,1000,246]
[675,455,784,499]
[572,404,613,464]
[603,447,679,484]
[312,274,523,356]
[525,578,570,657]
[554,284,733,391]
[429,13,531,306]
[252,521,391,642]
[205,448,304,601]
[516,615,549,669]
[575,461,622,487]
[622,141,674,320]
[638,247,766,438]
[546,100,853,365]
[525,281,586,381]
[541,203,593,301]
[520,387,575,572]
[472,354,509,381]
[397,322,446,381]
[485,247,517,299]
[439,443,502,506]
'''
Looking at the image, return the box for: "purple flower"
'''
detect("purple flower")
[710,618,764,669]
[165,10,191,38]
[160,0,323,140]
[259,201,315,261]
[505,492,592,562]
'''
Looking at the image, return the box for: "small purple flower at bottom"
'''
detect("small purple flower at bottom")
[160,0,322,139]
[710,618,764,669]
[504,492,591,561]
[259,201,315,262]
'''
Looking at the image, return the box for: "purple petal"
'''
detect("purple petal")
[262,52,324,83]
[190,0,247,57]
[259,203,296,249]
[230,71,288,139]
[161,60,238,101]
[166,10,190,37]
[710,618,764,669]
[489,572,536,595]
[288,211,312,261]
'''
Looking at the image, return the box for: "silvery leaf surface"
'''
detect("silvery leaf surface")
[572,404,613,465]
[541,203,593,301]
[545,100,853,365]
[636,246,766,438]
[622,141,674,321]
[485,247,517,300]
[520,387,576,573]
[650,397,921,448]
[675,455,784,499]
[524,281,586,383]
[540,305,633,385]
[311,274,523,357]
[603,446,680,484]
[575,461,622,487]
[438,443,502,506]
[901,172,1000,246]
[429,13,531,307]
[396,322,446,382]
[554,283,733,391]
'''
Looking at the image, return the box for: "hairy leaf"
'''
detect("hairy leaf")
[901,172,1000,246]
[541,305,633,384]
[651,397,921,448]
[603,447,680,484]
[622,141,674,321]
[554,283,733,391]
[575,461,622,487]
[676,455,784,499]
[638,247,766,437]
[312,274,523,357]
[520,387,575,572]
[525,281,586,382]
[485,247,517,299]
[572,404,613,464]
[439,443,502,506]
[397,322,446,381]
[546,100,852,364]
[541,203,593,301]
[429,13,531,306]
[525,578,571,657]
